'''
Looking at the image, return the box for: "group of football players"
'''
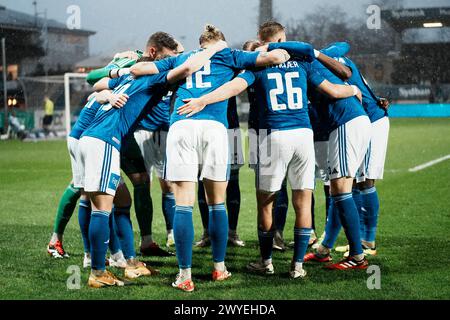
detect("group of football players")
[46,21,389,292]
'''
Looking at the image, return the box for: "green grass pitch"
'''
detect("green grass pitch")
[0,118,449,300]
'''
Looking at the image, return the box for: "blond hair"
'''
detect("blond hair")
[199,24,226,45]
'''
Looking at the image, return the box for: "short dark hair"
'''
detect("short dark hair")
[199,24,226,45]
[258,21,285,42]
[147,32,178,51]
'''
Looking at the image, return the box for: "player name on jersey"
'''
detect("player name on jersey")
[269,60,300,69]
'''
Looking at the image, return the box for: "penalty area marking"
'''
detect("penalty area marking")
[408,154,450,172]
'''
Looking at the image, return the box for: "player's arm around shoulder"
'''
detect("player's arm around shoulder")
[317,80,362,103]
[92,68,130,92]
[316,52,352,81]
[255,45,291,66]
[166,40,228,84]
[177,74,251,118]
[88,90,129,108]
[130,62,160,77]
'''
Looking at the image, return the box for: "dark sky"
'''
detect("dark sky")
[1,0,448,55]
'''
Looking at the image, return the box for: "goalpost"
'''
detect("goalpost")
[64,73,87,136]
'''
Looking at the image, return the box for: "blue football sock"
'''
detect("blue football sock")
[322,198,342,249]
[162,192,176,231]
[293,227,312,262]
[353,188,365,240]
[311,193,316,231]
[226,171,241,231]
[208,203,228,263]
[78,199,91,253]
[274,181,289,232]
[89,210,111,270]
[258,228,275,261]
[361,187,380,244]
[108,212,121,255]
[324,185,331,223]
[113,206,136,259]
[333,193,363,257]
[197,182,209,231]
[173,206,194,268]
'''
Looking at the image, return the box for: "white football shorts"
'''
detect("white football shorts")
[67,136,83,188]
[133,129,167,180]
[78,136,121,196]
[356,116,390,182]
[165,119,229,182]
[328,115,371,180]
[256,128,315,193]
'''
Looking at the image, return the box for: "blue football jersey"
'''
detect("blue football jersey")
[339,57,387,123]
[137,91,172,132]
[310,60,366,131]
[307,42,350,141]
[69,97,102,139]
[81,72,168,150]
[155,48,259,127]
[320,42,350,58]
[238,60,325,131]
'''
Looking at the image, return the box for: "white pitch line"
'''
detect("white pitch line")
[408,154,450,172]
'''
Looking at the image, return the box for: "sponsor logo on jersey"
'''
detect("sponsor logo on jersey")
[108,173,121,190]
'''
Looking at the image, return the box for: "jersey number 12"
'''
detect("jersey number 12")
[267,72,303,111]
[186,61,211,89]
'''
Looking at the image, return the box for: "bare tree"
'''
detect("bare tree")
[286,5,352,48]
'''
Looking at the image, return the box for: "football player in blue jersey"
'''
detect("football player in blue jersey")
[130,24,292,291]
[310,43,390,258]
[196,96,246,248]
[176,22,362,278]
[266,42,373,270]
[242,39,291,253]
[306,42,352,248]
[46,90,126,262]
[133,90,178,249]
[111,33,181,257]
[78,44,224,288]
[46,33,181,258]
[64,91,130,269]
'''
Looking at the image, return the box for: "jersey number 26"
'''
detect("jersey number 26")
[267,72,303,111]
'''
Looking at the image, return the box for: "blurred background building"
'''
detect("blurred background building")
[0,4,95,133]
[1,0,449,136]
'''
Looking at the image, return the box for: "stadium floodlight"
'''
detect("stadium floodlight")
[64,73,87,136]
[423,22,443,28]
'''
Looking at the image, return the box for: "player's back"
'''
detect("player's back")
[157,48,258,127]
[311,60,366,130]
[249,60,311,131]
[340,57,387,122]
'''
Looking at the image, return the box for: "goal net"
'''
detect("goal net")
[15,73,90,139]
[64,73,89,136]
